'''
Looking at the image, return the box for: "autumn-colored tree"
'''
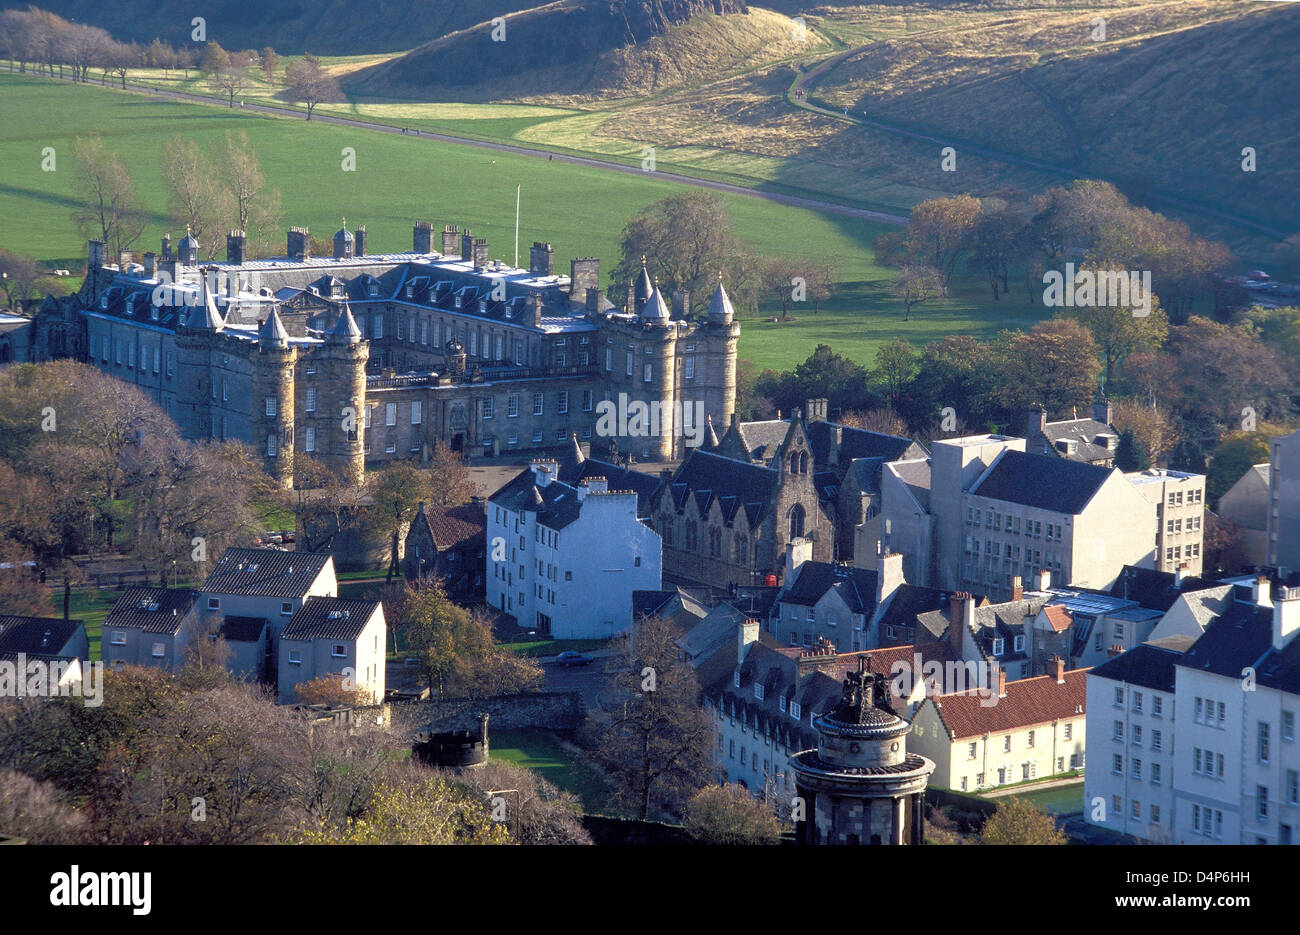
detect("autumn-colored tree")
[994,319,1101,421]
[368,461,427,582]
[260,47,278,84]
[386,580,490,695]
[291,454,368,554]
[198,41,229,76]
[294,673,368,707]
[902,195,981,289]
[1202,514,1252,577]
[448,760,592,845]
[1109,397,1177,465]
[839,407,907,437]
[979,797,1066,845]
[1059,267,1169,384]
[685,784,782,845]
[424,442,474,507]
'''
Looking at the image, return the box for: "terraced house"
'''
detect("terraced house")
[29,222,740,486]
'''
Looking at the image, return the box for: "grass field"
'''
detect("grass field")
[488,728,615,814]
[1000,781,1086,816]
[0,69,1053,370]
[65,588,122,661]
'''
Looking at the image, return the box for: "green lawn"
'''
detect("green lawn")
[488,728,616,815]
[1001,780,1085,816]
[0,70,1047,372]
[65,587,123,661]
[502,638,614,657]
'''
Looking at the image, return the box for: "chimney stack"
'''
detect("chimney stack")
[412,221,432,254]
[738,617,759,665]
[355,226,367,257]
[529,241,554,276]
[570,258,599,302]
[1037,568,1051,592]
[287,227,310,262]
[949,592,972,656]
[1052,654,1065,684]
[441,224,460,256]
[1254,575,1273,608]
[997,667,1007,698]
[1010,575,1024,601]
[227,229,246,265]
[784,538,812,583]
[1273,586,1300,651]
[876,551,905,610]
[1108,644,1124,659]
[143,252,157,277]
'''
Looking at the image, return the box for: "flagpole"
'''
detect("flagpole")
[514,184,521,269]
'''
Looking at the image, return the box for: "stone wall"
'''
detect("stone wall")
[392,690,586,734]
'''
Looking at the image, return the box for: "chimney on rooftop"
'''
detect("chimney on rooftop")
[227,229,246,265]
[997,667,1007,698]
[412,221,433,254]
[784,538,812,583]
[949,592,972,656]
[1254,575,1273,608]
[441,225,459,256]
[1274,587,1300,651]
[1108,644,1123,659]
[1011,575,1024,601]
[355,226,367,257]
[1037,568,1051,592]
[1052,654,1065,684]
[738,617,759,665]
[529,241,554,276]
[288,227,310,262]
[143,252,157,277]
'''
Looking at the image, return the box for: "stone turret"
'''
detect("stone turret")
[178,227,199,265]
[252,308,296,489]
[314,300,368,485]
[333,220,355,259]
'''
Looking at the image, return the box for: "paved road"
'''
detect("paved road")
[542,657,615,711]
[4,65,907,226]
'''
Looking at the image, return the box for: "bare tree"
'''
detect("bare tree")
[70,136,147,259]
[161,136,229,258]
[209,64,248,107]
[284,54,341,120]
[221,131,282,256]
[893,264,943,322]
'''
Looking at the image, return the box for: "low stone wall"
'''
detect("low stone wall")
[392,690,585,735]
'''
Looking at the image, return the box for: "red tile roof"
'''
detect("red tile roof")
[1043,605,1073,633]
[424,503,486,550]
[931,668,1089,740]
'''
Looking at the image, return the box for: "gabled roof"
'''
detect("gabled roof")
[103,588,197,634]
[667,449,777,527]
[735,420,790,463]
[877,584,965,634]
[281,598,381,641]
[1176,598,1300,693]
[781,561,879,616]
[1042,605,1073,633]
[558,456,663,516]
[201,549,333,598]
[887,458,932,511]
[969,449,1114,514]
[1089,641,1184,692]
[806,422,920,468]
[1108,564,1208,611]
[410,501,486,552]
[0,616,85,655]
[931,669,1089,739]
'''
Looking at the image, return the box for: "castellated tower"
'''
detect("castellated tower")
[311,304,368,486]
[252,308,297,489]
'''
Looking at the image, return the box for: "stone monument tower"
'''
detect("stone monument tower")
[789,657,935,845]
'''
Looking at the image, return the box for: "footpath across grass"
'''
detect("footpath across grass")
[488,728,617,815]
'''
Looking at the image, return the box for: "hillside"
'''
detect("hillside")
[343,0,828,102]
[807,0,1299,236]
[0,0,543,54]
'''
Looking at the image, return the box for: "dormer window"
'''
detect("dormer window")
[780,696,787,712]
[755,683,765,701]
[734,672,741,688]
[790,702,801,720]
[1013,635,1025,652]
[992,638,1005,656]
[368,282,379,297]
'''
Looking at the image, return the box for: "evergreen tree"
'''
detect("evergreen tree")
[1115,427,1150,471]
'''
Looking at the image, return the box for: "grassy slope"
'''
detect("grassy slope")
[488,728,616,814]
[0,70,1051,371]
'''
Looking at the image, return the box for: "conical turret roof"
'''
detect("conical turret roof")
[328,303,362,344]
[642,284,671,322]
[708,279,735,321]
[259,307,290,348]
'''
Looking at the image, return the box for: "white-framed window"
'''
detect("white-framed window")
[684,356,695,380]
[207,597,220,610]
[372,315,383,339]
[305,387,316,412]
[558,391,569,414]
[483,398,494,420]
[533,393,543,416]
[151,642,165,657]
[265,397,276,416]
[626,349,634,376]
[305,427,316,452]
[582,389,593,412]
[421,319,428,344]
[410,401,422,425]
[507,395,519,418]
[643,363,652,382]
[267,434,278,457]
[288,649,302,665]
[332,644,347,657]
[110,631,127,645]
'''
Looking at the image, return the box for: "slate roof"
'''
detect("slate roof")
[1176,597,1300,694]
[1089,641,1184,692]
[103,588,197,634]
[878,584,969,635]
[0,616,84,656]
[781,561,879,615]
[931,669,1089,739]
[1108,564,1208,612]
[666,449,778,527]
[806,422,920,468]
[202,549,333,598]
[969,449,1113,514]
[489,469,584,530]
[558,456,663,516]
[735,420,790,463]
[1035,417,1117,463]
[888,459,932,511]
[281,598,381,642]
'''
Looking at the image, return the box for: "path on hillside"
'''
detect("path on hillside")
[787,45,1286,239]
[3,65,908,226]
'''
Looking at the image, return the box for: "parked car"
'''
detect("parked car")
[555,651,593,667]
[281,531,296,543]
